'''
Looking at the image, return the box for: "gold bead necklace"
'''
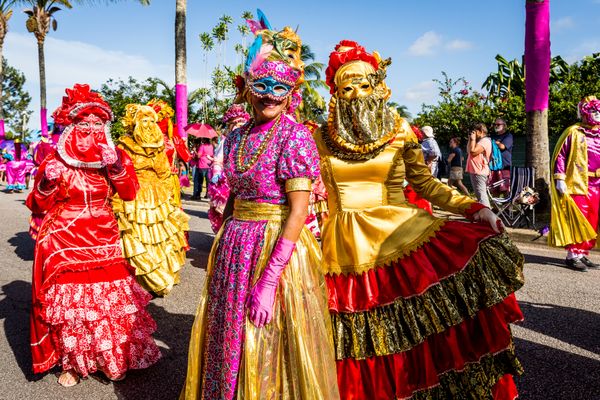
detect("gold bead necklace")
[236,115,282,173]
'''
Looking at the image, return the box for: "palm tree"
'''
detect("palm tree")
[24,0,150,136]
[525,0,551,209]
[175,0,187,137]
[388,101,412,119]
[0,0,20,138]
[24,0,73,136]
[297,44,327,121]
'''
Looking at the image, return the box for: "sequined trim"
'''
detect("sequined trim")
[57,123,116,169]
[321,96,399,161]
[408,347,522,400]
[285,177,312,192]
[331,233,524,359]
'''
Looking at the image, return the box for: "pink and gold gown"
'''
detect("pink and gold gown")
[27,150,161,377]
[181,115,339,400]
[314,118,524,399]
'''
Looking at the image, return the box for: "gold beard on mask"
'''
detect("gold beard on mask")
[324,88,399,161]
[133,122,164,149]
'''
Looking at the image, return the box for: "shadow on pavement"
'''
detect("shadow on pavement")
[8,231,35,262]
[112,302,195,400]
[185,208,214,270]
[0,280,39,381]
[518,301,600,356]
[515,337,600,399]
[524,253,572,270]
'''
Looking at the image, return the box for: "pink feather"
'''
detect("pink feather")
[249,43,273,74]
[246,20,262,35]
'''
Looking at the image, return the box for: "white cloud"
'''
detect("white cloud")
[402,80,437,103]
[445,39,473,51]
[408,31,442,56]
[408,31,473,56]
[3,32,172,130]
[552,16,575,31]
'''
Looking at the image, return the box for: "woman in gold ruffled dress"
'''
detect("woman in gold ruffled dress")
[112,104,189,296]
[316,40,525,399]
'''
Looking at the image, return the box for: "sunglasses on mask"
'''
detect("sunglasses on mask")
[250,77,293,98]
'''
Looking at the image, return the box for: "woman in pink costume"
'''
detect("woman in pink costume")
[550,96,600,271]
[27,84,161,387]
[181,12,339,399]
[207,104,250,233]
[3,139,31,192]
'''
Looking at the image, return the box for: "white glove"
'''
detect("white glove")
[472,207,504,234]
[555,179,567,195]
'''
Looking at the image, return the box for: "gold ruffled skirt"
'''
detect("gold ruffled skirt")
[114,180,189,296]
[181,200,339,400]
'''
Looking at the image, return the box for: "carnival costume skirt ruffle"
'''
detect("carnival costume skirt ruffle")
[34,264,161,377]
[181,200,339,400]
[114,181,189,296]
[326,220,525,400]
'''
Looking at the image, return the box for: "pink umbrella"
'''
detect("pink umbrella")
[185,123,217,139]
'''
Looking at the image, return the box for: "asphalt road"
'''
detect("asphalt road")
[0,189,598,400]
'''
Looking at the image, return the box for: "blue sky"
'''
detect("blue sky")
[4,0,600,131]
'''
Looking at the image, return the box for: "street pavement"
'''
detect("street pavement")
[0,189,598,400]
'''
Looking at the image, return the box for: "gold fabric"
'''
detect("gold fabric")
[284,177,312,193]
[113,138,189,296]
[181,200,339,400]
[314,118,477,275]
[549,124,597,247]
[332,233,524,359]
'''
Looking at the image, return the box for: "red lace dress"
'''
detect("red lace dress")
[27,150,161,378]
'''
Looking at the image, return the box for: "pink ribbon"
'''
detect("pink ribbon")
[525,0,550,112]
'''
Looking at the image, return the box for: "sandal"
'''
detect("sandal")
[57,370,80,387]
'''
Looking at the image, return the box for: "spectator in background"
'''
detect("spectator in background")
[447,137,470,195]
[191,138,214,200]
[421,125,442,178]
[492,118,513,193]
[466,123,492,207]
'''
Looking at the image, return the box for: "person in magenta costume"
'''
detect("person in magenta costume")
[27,84,161,387]
[549,95,600,272]
[207,104,250,233]
[3,138,31,192]
[180,11,339,400]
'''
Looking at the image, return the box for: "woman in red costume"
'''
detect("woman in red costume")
[27,84,161,387]
[315,41,524,399]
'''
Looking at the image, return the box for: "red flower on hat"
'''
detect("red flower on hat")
[325,40,379,94]
[52,84,113,125]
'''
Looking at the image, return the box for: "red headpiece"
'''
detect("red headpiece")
[325,40,379,94]
[52,84,113,125]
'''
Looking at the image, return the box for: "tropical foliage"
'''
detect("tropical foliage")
[415,53,600,145]
[1,58,32,138]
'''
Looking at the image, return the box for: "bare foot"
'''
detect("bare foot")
[57,370,80,387]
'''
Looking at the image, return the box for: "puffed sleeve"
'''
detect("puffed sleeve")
[26,153,63,214]
[401,121,483,218]
[554,134,571,180]
[277,122,320,193]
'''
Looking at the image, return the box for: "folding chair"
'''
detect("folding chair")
[487,167,537,229]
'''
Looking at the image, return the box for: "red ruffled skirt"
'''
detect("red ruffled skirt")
[32,264,161,377]
[326,221,524,399]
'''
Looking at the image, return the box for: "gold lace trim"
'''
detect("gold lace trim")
[285,178,312,193]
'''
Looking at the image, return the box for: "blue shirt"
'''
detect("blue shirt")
[493,132,513,168]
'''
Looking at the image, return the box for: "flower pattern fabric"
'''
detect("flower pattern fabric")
[200,115,321,399]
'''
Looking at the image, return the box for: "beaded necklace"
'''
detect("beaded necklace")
[236,114,282,173]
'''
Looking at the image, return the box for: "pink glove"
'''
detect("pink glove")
[246,237,296,328]
[100,144,118,167]
[44,159,66,181]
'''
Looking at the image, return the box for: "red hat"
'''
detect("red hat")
[52,84,113,125]
[325,40,379,94]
